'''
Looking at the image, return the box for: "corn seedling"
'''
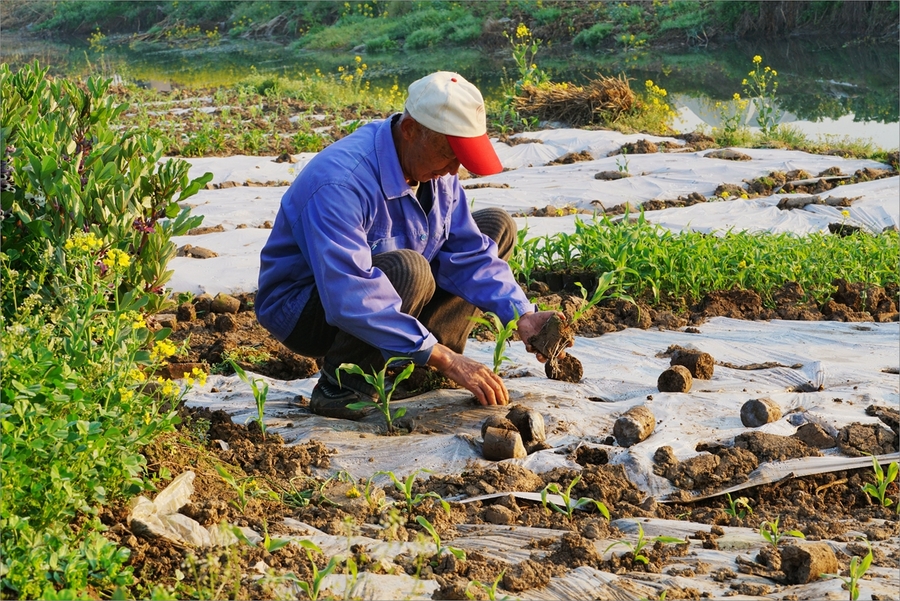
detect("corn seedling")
[283,540,339,601]
[820,539,873,601]
[759,516,805,549]
[540,474,610,521]
[466,570,507,601]
[724,493,753,519]
[260,519,291,553]
[860,457,898,508]
[377,469,450,516]
[605,521,685,564]
[227,359,269,440]
[616,147,630,173]
[339,356,414,434]
[215,464,254,514]
[415,516,466,561]
[570,269,634,322]
[469,310,520,373]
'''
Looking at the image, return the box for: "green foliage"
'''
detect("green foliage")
[0,68,199,590]
[468,310,519,374]
[376,468,450,516]
[466,570,507,601]
[573,23,615,49]
[512,212,900,309]
[415,516,466,561]
[227,359,270,440]
[285,540,339,601]
[820,538,873,601]
[339,356,414,434]
[605,521,685,564]
[540,474,610,521]
[571,270,634,322]
[743,55,781,136]
[724,493,753,519]
[1,62,211,315]
[860,457,898,508]
[759,516,805,549]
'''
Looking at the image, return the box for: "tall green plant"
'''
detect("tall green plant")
[1,61,212,314]
[743,55,781,136]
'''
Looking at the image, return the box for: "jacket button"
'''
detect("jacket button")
[419,234,427,240]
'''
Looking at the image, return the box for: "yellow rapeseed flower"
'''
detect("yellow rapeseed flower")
[742,78,748,85]
[752,55,762,64]
[355,55,361,62]
[771,70,777,76]
[738,260,747,269]
[841,210,850,217]
[516,23,529,39]
[733,93,741,100]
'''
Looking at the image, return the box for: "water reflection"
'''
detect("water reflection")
[3,34,897,148]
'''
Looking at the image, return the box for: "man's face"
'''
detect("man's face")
[403,122,461,183]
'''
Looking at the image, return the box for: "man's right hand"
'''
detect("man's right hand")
[426,343,509,406]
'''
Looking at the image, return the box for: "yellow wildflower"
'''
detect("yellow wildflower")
[738,260,747,269]
[841,210,850,217]
[516,23,529,39]
[752,55,762,64]
[771,70,777,76]
[742,79,748,85]
[733,93,741,100]
[119,388,135,402]
[346,486,361,498]
[355,55,361,62]
[192,366,208,387]
[103,248,131,270]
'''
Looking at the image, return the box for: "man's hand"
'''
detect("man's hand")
[517,310,571,363]
[427,343,509,406]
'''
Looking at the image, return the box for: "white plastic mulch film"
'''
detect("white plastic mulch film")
[169,129,899,600]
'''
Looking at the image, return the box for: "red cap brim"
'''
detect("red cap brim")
[447,133,503,176]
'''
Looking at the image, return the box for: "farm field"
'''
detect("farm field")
[2,22,899,599]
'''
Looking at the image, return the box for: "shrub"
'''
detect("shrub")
[1,61,211,314]
[573,22,615,49]
[0,61,208,597]
[405,27,443,50]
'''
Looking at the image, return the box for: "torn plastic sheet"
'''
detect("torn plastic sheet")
[128,471,243,547]
[184,317,898,502]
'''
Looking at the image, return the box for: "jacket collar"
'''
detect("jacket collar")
[376,114,415,201]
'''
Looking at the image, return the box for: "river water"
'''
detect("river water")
[3,34,897,149]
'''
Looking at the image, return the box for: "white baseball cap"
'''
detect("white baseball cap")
[405,71,503,176]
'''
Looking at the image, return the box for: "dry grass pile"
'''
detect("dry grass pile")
[513,75,635,127]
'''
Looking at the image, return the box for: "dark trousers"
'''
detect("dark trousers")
[282,208,517,385]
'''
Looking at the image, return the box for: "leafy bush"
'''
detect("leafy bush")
[365,34,399,53]
[573,22,615,49]
[0,61,208,598]
[405,27,443,50]
[1,61,211,314]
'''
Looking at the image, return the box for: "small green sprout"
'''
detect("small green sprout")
[228,359,269,440]
[571,270,635,323]
[260,519,291,553]
[469,310,519,374]
[284,540,339,601]
[860,457,898,508]
[416,516,466,562]
[820,538,873,601]
[215,464,253,514]
[724,493,753,519]
[339,356,414,434]
[540,474,610,521]
[605,521,685,564]
[466,570,507,601]
[759,516,805,549]
[377,469,450,516]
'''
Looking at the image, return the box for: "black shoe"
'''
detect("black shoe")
[309,377,368,420]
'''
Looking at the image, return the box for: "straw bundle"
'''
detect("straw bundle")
[513,75,635,126]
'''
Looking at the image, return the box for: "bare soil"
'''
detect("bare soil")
[121,281,900,598]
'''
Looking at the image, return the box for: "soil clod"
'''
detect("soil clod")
[505,404,546,447]
[740,398,783,428]
[658,365,693,392]
[780,543,839,584]
[671,348,715,379]
[614,406,656,447]
[544,353,584,382]
[482,426,527,461]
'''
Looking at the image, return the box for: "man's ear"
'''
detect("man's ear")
[398,116,420,142]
